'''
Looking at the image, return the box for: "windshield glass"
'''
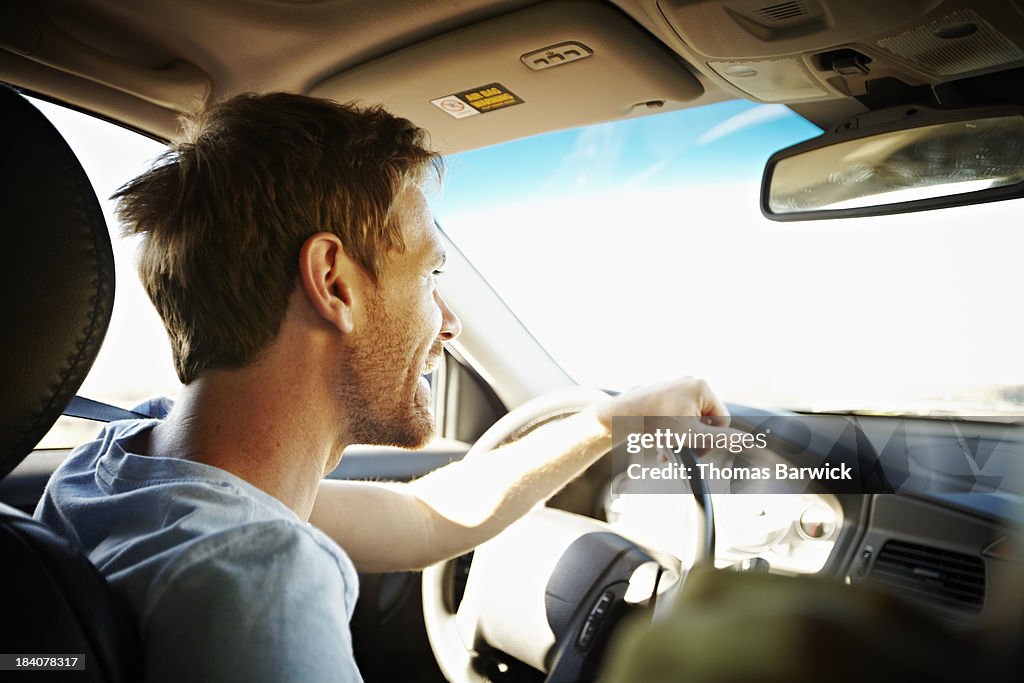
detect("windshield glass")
[435,100,1024,415]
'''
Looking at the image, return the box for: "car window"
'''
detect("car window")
[32,99,180,449]
[435,100,1024,415]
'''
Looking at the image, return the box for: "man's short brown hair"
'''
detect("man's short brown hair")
[114,92,441,384]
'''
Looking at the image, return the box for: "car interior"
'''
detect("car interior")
[2,1,1024,681]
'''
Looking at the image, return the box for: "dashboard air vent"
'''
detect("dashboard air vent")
[868,540,985,613]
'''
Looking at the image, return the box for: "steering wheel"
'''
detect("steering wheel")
[422,387,711,683]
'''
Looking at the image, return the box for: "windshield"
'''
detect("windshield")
[435,100,1024,415]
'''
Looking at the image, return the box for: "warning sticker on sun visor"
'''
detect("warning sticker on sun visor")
[430,83,524,119]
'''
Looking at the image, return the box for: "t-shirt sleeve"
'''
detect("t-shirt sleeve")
[140,521,362,683]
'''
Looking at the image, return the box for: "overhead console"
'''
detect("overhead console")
[311,0,704,154]
[654,0,1024,104]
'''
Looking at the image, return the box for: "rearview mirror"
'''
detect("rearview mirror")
[761,106,1024,221]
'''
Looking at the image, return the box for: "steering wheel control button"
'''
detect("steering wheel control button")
[578,590,616,650]
[578,619,598,650]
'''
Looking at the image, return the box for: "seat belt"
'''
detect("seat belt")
[64,396,149,422]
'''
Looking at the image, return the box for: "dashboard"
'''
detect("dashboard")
[550,410,1024,629]
[603,487,842,574]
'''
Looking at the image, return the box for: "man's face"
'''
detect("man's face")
[337,186,461,448]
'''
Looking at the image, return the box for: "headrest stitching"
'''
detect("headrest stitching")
[9,139,113,459]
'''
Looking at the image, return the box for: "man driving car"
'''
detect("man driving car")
[34,91,727,682]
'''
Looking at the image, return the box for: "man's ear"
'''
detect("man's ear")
[298,232,361,334]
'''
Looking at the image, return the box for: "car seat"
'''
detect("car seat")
[0,84,141,682]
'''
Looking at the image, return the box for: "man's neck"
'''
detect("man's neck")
[144,364,345,521]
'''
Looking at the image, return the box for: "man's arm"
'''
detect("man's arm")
[310,377,727,573]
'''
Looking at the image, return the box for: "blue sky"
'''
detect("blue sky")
[435,100,822,217]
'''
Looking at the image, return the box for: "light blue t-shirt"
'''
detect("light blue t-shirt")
[34,414,363,682]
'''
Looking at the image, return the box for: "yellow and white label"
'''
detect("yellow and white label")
[431,83,524,119]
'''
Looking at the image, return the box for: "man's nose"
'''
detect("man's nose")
[436,290,461,341]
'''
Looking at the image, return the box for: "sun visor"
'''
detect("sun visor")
[310,0,703,154]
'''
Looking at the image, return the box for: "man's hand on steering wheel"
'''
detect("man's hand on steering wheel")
[595,376,730,432]
[421,378,731,683]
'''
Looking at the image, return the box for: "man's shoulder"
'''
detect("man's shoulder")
[35,415,359,623]
[146,518,356,619]
[36,418,284,550]
[124,494,359,628]
[139,518,363,682]
[153,518,353,591]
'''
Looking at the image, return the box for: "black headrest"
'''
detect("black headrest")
[0,86,115,479]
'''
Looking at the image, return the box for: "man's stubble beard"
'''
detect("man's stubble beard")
[334,294,435,449]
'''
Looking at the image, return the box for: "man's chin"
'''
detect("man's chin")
[406,380,436,448]
[344,376,435,448]
[354,416,433,450]
[369,390,435,449]
[391,412,435,449]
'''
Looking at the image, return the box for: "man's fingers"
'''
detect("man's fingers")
[598,375,730,430]
[701,393,730,428]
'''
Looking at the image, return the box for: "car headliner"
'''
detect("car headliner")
[3,0,1023,151]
